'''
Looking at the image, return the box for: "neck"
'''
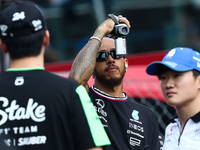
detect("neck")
[9,49,44,69]
[94,81,124,97]
[176,98,200,132]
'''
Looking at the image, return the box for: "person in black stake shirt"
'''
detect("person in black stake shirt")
[0,1,110,150]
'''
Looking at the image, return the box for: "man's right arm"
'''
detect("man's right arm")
[68,15,130,92]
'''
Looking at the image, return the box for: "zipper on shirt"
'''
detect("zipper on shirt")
[177,118,189,146]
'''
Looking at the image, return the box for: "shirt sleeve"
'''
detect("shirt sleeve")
[73,85,111,150]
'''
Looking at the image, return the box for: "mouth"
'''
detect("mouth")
[105,65,119,72]
[166,91,176,97]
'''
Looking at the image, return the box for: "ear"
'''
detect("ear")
[43,30,50,47]
[124,58,128,72]
[0,39,8,53]
[125,64,128,69]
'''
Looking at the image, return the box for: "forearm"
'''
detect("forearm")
[68,39,100,87]
[68,19,115,87]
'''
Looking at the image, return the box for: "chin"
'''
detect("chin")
[108,75,121,80]
[165,97,174,105]
[166,100,179,107]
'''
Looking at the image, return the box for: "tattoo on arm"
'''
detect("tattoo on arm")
[68,19,115,91]
[68,40,100,88]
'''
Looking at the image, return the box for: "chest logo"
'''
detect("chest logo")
[94,99,108,127]
[193,125,200,140]
[132,110,139,120]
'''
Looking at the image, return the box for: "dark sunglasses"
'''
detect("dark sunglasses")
[96,50,124,61]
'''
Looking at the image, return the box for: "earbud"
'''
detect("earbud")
[125,64,128,72]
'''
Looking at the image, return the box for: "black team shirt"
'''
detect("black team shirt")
[89,86,162,150]
[0,69,110,150]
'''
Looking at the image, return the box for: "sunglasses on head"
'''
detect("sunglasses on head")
[96,49,124,61]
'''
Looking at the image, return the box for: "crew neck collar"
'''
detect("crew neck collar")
[92,85,128,101]
[6,67,45,72]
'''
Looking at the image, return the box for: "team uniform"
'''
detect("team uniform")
[0,68,110,150]
[163,112,200,150]
[89,86,162,150]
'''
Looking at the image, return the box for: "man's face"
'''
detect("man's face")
[94,37,128,87]
[160,70,200,108]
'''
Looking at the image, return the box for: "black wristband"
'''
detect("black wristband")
[107,14,119,25]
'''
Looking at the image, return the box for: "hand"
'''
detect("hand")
[93,14,131,39]
[112,14,131,28]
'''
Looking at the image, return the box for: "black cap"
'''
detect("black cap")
[0,1,46,38]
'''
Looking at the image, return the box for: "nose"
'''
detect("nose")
[165,77,174,89]
[106,54,115,65]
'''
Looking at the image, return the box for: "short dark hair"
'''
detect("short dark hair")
[1,21,45,59]
[157,65,200,79]
[192,69,200,78]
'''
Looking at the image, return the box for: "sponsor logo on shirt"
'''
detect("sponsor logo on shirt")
[0,97,47,147]
[127,130,144,139]
[129,123,144,132]
[0,97,46,126]
[192,125,200,141]
[130,110,142,124]
[127,109,145,147]
[15,76,24,86]
[167,125,173,137]
[129,137,141,146]
[94,99,108,127]
[132,110,139,120]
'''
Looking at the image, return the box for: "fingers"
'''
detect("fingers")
[114,15,131,28]
[121,17,131,28]
[92,14,131,39]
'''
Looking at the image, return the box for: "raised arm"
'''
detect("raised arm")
[68,14,130,92]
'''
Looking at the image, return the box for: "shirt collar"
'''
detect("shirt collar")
[171,111,200,123]
[92,85,128,101]
[6,67,45,72]
[191,111,200,122]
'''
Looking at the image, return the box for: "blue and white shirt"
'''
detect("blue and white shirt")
[163,112,200,150]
